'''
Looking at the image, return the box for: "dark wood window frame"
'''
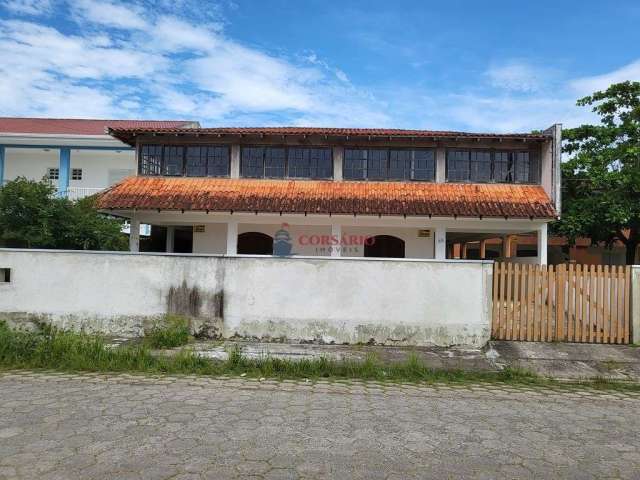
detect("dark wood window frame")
[445,148,540,184]
[288,147,333,179]
[240,146,333,179]
[138,144,231,178]
[343,148,436,181]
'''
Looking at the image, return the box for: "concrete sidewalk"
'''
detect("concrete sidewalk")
[185,340,498,372]
[488,340,640,381]
[162,339,640,382]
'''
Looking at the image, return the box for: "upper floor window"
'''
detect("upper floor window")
[140,145,163,175]
[241,146,332,179]
[264,147,286,178]
[185,146,229,177]
[47,167,59,181]
[288,148,332,178]
[139,144,230,177]
[446,149,539,183]
[343,148,435,181]
[71,168,83,180]
[163,146,185,176]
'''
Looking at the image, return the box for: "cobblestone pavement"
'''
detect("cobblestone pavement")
[1,371,639,480]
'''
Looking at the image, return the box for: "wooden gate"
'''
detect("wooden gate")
[491,263,632,343]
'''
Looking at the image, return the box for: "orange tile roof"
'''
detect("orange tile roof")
[0,118,198,135]
[96,177,558,219]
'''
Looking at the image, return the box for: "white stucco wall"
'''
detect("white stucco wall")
[192,223,227,254]
[65,149,135,189]
[183,222,435,258]
[4,148,58,182]
[341,226,434,258]
[3,147,135,190]
[0,249,493,346]
[239,223,333,256]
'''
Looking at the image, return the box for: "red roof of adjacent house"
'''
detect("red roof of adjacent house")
[96,176,558,219]
[107,126,550,146]
[0,118,199,136]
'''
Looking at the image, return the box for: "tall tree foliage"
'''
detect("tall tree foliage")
[557,81,640,264]
[0,177,127,251]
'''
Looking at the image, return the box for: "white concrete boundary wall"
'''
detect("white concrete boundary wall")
[0,249,493,346]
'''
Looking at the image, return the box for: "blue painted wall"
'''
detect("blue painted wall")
[58,148,70,197]
[0,145,4,185]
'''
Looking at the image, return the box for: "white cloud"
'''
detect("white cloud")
[3,0,52,15]
[73,0,148,30]
[0,0,388,125]
[439,94,594,133]
[188,44,318,113]
[334,69,349,83]
[2,0,636,131]
[305,52,350,84]
[485,61,547,93]
[569,59,640,96]
[151,16,222,51]
[0,21,157,79]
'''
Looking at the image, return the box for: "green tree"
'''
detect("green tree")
[0,177,127,251]
[556,81,640,265]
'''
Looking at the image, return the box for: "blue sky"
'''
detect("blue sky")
[1,0,639,132]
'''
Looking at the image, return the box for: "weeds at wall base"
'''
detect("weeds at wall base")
[1,322,639,392]
[143,315,191,349]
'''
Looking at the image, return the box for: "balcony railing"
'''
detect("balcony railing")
[1,181,105,200]
[59,187,105,200]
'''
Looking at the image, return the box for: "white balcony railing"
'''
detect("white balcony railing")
[60,187,105,200]
[1,181,105,200]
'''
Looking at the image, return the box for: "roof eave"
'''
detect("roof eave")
[106,128,551,147]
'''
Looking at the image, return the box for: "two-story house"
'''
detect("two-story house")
[0,118,198,200]
[96,125,561,263]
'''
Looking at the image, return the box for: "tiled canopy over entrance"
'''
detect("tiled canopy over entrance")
[96,176,557,220]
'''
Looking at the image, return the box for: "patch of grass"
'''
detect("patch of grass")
[602,360,622,372]
[143,315,190,349]
[1,322,640,392]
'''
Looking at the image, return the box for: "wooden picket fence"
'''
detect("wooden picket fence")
[491,263,632,344]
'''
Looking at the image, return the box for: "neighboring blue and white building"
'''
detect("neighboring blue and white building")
[0,118,198,200]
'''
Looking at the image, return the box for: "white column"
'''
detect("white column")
[331,224,342,257]
[537,223,548,265]
[332,146,343,180]
[166,226,175,253]
[129,216,140,252]
[226,221,238,255]
[434,227,446,260]
[230,145,240,178]
[435,148,446,183]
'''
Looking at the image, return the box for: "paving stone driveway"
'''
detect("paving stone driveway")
[1,371,639,480]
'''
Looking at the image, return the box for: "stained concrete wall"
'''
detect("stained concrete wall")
[0,249,493,346]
